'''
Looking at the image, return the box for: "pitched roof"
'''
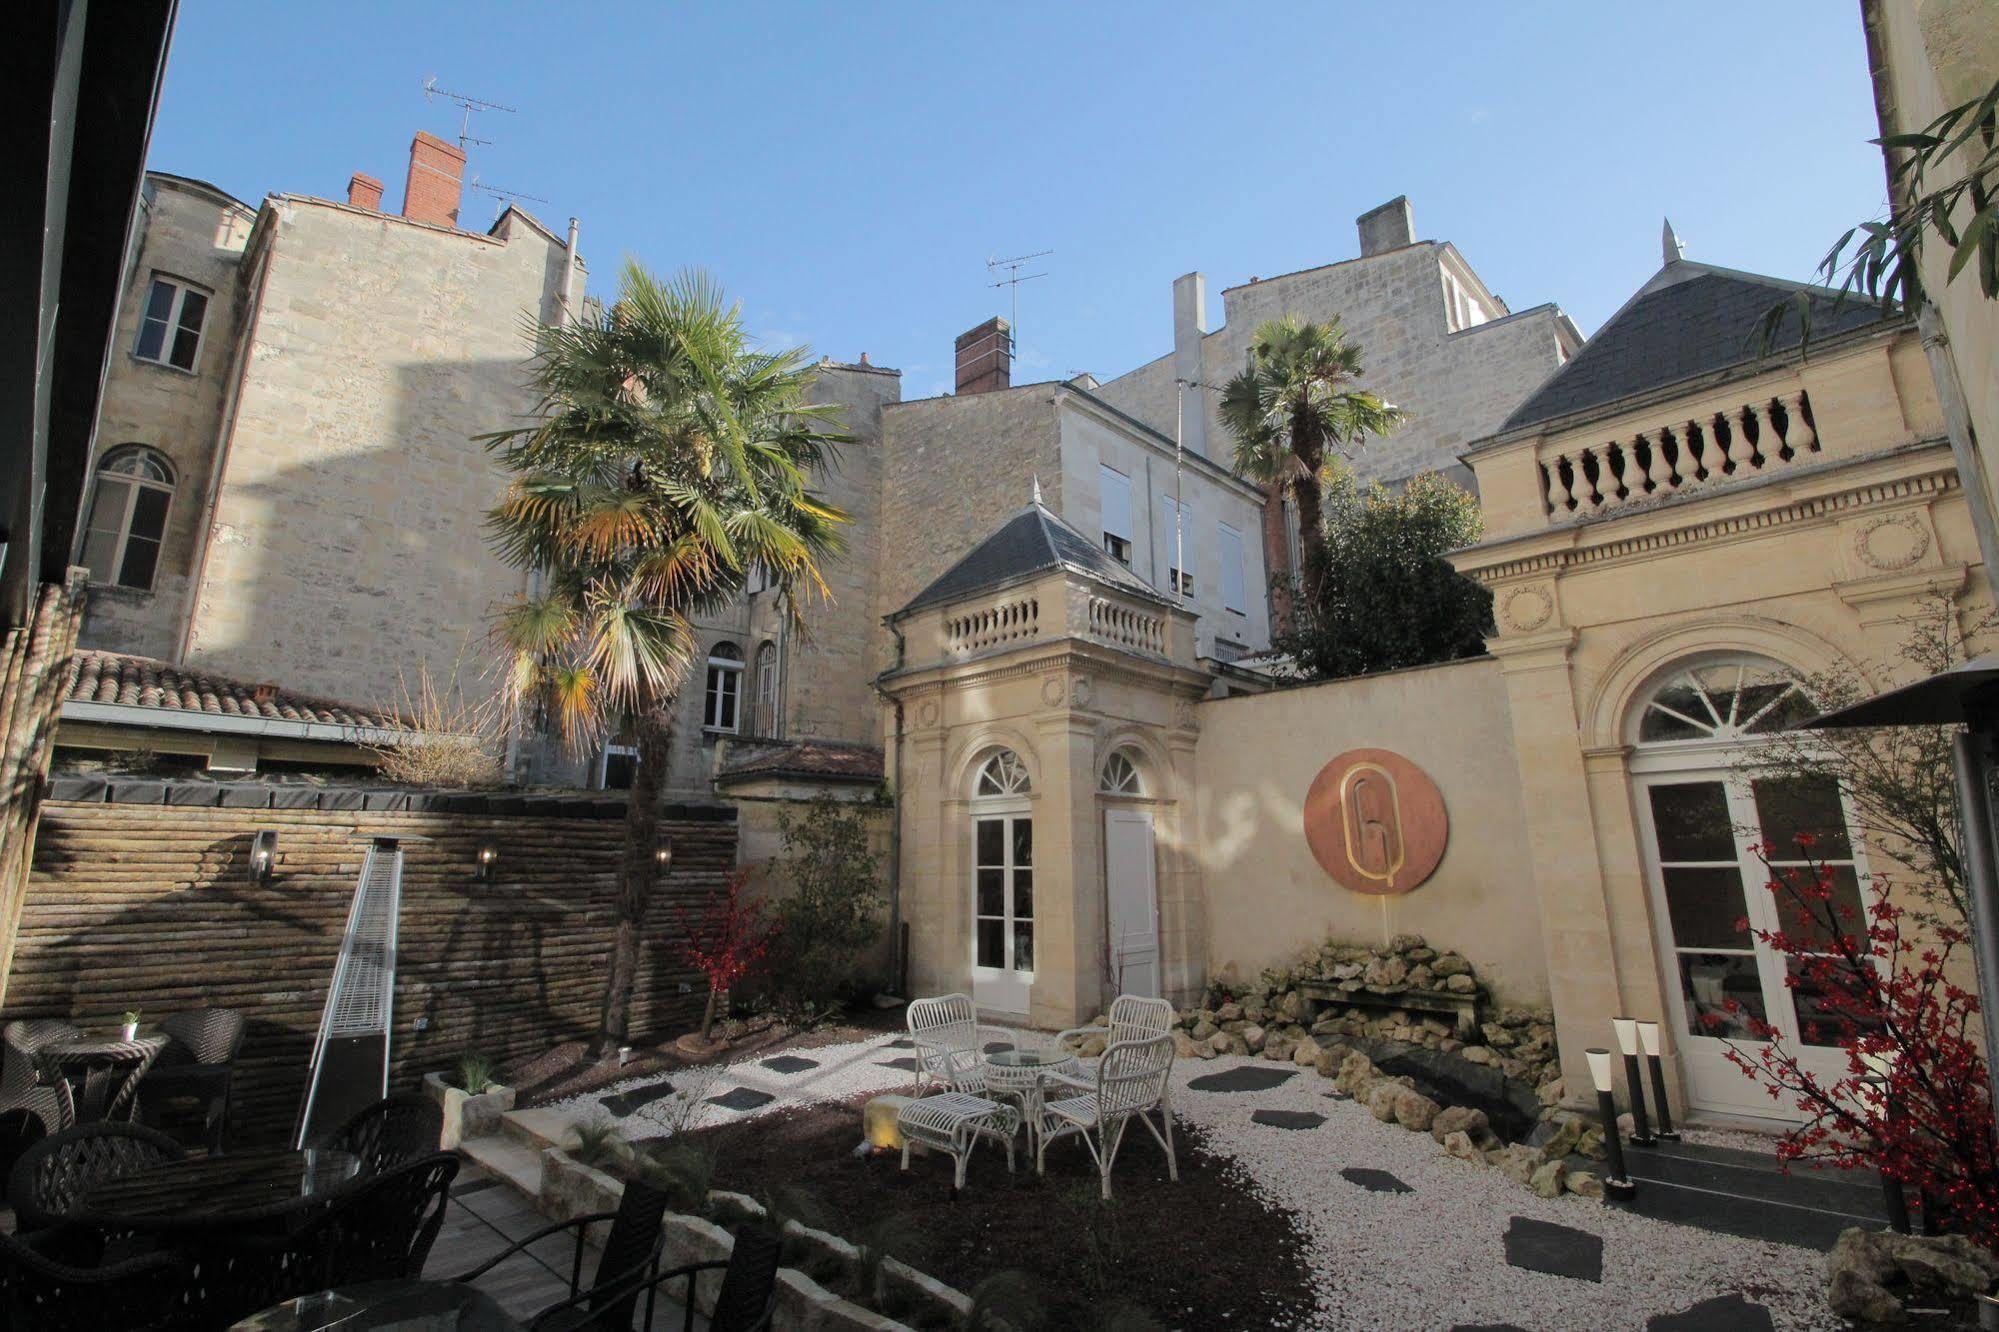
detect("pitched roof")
[65,651,400,729]
[895,499,1175,617]
[1500,261,1895,433]
[715,739,885,786]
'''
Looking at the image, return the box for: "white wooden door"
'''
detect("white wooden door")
[1104,809,1159,999]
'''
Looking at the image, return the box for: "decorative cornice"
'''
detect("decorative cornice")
[1461,461,1960,586]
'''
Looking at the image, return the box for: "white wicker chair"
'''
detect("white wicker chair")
[1035,1032,1178,1200]
[1054,994,1174,1052]
[906,993,1015,1095]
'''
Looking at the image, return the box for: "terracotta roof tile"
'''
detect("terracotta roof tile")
[716,739,885,785]
[65,651,400,729]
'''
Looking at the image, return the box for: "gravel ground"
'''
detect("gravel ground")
[1169,1055,1840,1332]
[549,1036,1840,1330]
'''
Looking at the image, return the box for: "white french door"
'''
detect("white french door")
[1634,764,1873,1120]
[1104,809,1160,998]
[971,811,1034,1014]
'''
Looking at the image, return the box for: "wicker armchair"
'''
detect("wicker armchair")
[1,1020,80,1135]
[1054,994,1174,1052]
[1035,1032,1178,1200]
[7,1121,185,1234]
[323,1091,442,1174]
[138,1008,244,1154]
[453,1177,671,1331]
[327,1151,458,1283]
[906,993,1016,1095]
[0,1227,188,1332]
[167,1195,342,1328]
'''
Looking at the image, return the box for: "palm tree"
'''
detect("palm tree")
[1218,315,1404,610]
[483,262,848,1056]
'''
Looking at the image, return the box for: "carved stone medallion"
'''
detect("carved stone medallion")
[1040,675,1065,708]
[1854,513,1930,572]
[1303,749,1449,896]
[1500,584,1554,633]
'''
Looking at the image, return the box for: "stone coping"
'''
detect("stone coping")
[43,775,737,821]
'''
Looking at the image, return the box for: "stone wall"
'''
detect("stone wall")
[181,200,570,714]
[79,176,256,659]
[9,784,734,1144]
[1190,655,1550,1007]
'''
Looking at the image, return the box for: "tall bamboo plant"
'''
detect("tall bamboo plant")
[1219,315,1404,609]
[483,262,847,1055]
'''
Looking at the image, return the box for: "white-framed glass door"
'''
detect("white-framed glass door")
[1635,765,1872,1119]
[972,811,1034,1014]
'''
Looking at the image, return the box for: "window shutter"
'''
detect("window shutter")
[1219,523,1245,612]
[1100,465,1132,540]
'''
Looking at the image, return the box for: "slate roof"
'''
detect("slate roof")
[65,651,400,729]
[715,739,885,786]
[895,500,1175,616]
[1500,261,1895,433]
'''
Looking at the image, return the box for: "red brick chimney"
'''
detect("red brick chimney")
[401,132,466,228]
[347,173,384,210]
[954,316,1011,395]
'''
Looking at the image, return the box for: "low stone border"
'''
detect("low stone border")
[423,1072,515,1151]
[534,1151,975,1330]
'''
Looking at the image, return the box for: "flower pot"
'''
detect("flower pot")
[119,1022,138,1042]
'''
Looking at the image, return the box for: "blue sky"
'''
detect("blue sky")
[148,2,1888,400]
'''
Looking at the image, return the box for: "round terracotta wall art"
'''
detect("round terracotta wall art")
[1303,748,1449,896]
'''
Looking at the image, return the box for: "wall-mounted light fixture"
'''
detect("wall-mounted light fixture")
[1635,1020,1677,1141]
[249,830,278,885]
[476,845,498,882]
[1584,1048,1637,1201]
[1611,1017,1655,1146]
[655,837,674,873]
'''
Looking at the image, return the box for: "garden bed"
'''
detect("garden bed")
[684,1094,1317,1329]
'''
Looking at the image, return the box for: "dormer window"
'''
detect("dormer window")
[134,275,210,372]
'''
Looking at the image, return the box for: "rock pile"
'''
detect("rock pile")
[1825,1227,1999,1323]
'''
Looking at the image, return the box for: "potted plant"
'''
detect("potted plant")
[422,1051,516,1149]
[120,1010,141,1041]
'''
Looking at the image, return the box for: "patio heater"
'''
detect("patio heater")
[294,835,416,1149]
[1799,654,1999,1142]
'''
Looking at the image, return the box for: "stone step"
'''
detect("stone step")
[1624,1141,1887,1216]
[499,1105,575,1154]
[1611,1174,1885,1252]
[461,1131,545,1207]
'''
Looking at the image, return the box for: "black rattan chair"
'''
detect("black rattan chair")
[166,1195,342,1329]
[0,1227,188,1332]
[452,1177,671,1331]
[324,1091,442,1174]
[7,1121,184,1234]
[0,1019,80,1135]
[610,1224,781,1332]
[138,1008,245,1154]
[327,1151,458,1283]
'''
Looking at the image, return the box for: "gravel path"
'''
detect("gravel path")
[548,1036,1839,1330]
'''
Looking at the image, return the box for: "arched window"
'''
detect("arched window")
[1628,653,1868,1122]
[975,748,1031,797]
[753,641,779,737]
[78,445,175,590]
[970,747,1033,1010]
[703,641,743,733]
[1100,750,1142,795]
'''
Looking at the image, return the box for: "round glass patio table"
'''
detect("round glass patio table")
[981,1048,1082,1152]
[81,1147,363,1225]
[230,1279,523,1330]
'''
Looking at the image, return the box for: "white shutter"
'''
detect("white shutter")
[1100,465,1132,540]
[1219,522,1246,612]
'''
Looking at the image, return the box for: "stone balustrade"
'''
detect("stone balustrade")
[1538,388,1819,520]
[944,596,1040,655]
[1087,595,1165,654]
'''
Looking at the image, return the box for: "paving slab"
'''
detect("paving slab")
[1252,1109,1326,1131]
[1340,1167,1413,1194]
[1646,1292,1775,1331]
[1186,1066,1296,1094]
[760,1055,819,1074]
[707,1087,776,1112]
[1503,1215,1603,1283]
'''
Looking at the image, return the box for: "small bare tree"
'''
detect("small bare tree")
[363,659,506,789]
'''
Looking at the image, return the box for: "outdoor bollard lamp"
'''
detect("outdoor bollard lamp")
[1636,1020,1678,1141]
[1586,1048,1637,1201]
[249,829,278,884]
[476,846,498,882]
[1612,1017,1655,1146]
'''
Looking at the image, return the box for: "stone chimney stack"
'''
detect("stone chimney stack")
[346,173,384,211]
[1172,271,1209,457]
[1357,196,1414,257]
[955,317,1011,395]
[402,132,466,228]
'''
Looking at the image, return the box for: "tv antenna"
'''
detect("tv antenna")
[422,76,516,153]
[468,175,550,220]
[987,249,1051,352]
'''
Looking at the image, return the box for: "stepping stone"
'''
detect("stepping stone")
[1340,1167,1413,1194]
[876,1057,918,1073]
[1503,1216,1602,1283]
[706,1086,775,1112]
[1252,1109,1326,1131]
[761,1055,819,1074]
[1322,1091,1351,1102]
[1451,1325,1530,1332]
[982,1041,1013,1054]
[1187,1066,1296,1094]
[602,1079,678,1118]
[886,1038,914,1049]
[1647,1293,1774,1331]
